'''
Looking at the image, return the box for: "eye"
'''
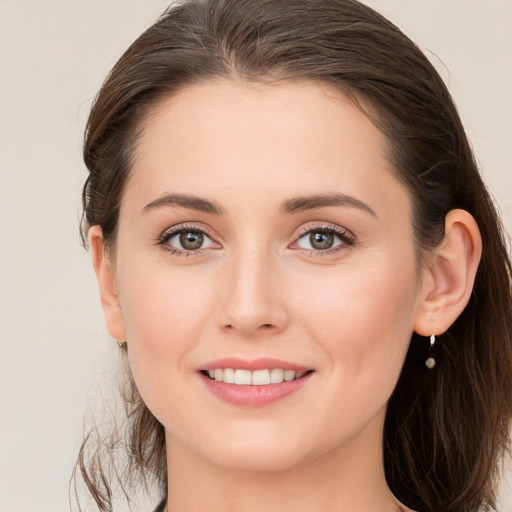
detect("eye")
[176,231,205,250]
[303,231,337,250]
[159,225,218,253]
[294,225,355,253]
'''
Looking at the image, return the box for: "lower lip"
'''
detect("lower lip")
[200,372,313,407]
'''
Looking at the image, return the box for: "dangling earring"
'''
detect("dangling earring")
[116,340,127,350]
[425,334,436,369]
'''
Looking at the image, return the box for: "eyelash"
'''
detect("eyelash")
[293,224,356,256]
[157,223,356,257]
[157,223,217,257]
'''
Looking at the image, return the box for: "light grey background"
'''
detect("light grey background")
[0,1,510,511]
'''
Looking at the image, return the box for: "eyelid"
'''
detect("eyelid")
[159,222,215,239]
[294,222,355,240]
[290,222,356,253]
[157,222,221,252]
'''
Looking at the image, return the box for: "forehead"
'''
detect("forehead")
[125,79,409,220]
[137,79,386,157]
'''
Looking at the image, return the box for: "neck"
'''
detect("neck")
[165,411,405,512]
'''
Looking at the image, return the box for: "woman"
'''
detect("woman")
[75,0,512,511]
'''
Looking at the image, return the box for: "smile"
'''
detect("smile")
[203,368,309,385]
[199,358,314,406]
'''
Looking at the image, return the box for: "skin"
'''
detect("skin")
[90,80,482,512]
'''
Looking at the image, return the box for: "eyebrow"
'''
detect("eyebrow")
[142,194,224,215]
[142,192,376,218]
[281,193,377,217]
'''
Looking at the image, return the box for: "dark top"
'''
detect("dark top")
[153,497,166,512]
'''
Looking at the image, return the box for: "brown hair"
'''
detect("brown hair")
[76,1,512,511]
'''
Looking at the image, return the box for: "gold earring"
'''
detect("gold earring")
[116,340,127,350]
[425,334,436,369]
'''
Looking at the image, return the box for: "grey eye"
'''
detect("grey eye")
[309,231,334,250]
[179,231,204,250]
[165,229,215,251]
[296,229,346,251]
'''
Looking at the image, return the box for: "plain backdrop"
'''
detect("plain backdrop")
[0,1,511,511]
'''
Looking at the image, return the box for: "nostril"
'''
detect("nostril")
[255,324,275,331]
[221,322,280,335]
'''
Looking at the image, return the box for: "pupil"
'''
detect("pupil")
[310,231,333,250]
[180,231,203,250]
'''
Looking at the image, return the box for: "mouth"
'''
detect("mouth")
[198,358,315,406]
[200,368,313,385]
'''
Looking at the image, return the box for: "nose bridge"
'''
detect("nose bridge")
[219,242,287,335]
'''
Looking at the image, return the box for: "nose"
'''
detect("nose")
[217,249,289,337]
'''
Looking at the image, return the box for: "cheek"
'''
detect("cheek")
[115,260,218,399]
[118,260,214,342]
[297,256,419,377]
[289,259,419,443]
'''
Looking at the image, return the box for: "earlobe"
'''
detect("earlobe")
[414,209,482,336]
[89,226,127,342]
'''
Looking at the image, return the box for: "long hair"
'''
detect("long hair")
[76,1,512,510]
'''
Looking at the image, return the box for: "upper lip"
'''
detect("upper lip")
[199,357,312,372]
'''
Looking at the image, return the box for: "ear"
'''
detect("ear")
[89,225,127,342]
[414,209,482,336]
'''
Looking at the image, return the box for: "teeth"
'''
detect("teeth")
[223,368,235,383]
[234,369,252,385]
[205,368,308,385]
[251,369,270,385]
[270,368,284,383]
[284,370,295,382]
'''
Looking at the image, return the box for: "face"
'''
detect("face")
[103,80,427,472]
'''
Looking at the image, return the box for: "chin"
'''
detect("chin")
[198,430,311,472]
[213,448,306,473]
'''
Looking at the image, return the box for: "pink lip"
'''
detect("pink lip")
[197,357,314,407]
[199,357,311,372]
[200,372,313,407]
